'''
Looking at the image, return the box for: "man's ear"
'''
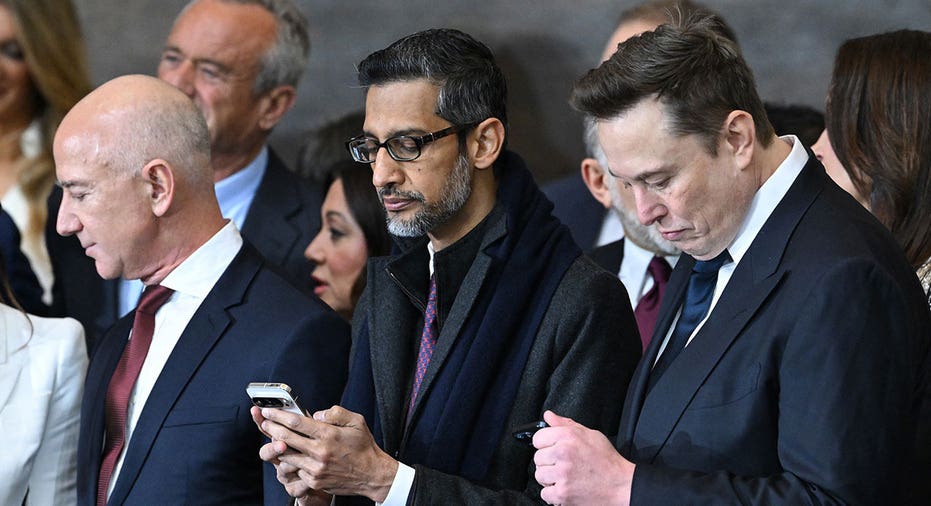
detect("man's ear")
[580,157,613,209]
[141,159,175,217]
[723,110,755,171]
[469,117,505,170]
[257,85,298,131]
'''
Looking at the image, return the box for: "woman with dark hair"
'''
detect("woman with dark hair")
[813,29,931,304]
[305,160,390,320]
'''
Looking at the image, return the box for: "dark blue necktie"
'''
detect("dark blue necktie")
[648,250,731,391]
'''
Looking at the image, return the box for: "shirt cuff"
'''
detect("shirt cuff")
[376,462,415,506]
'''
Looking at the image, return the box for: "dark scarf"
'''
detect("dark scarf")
[342,151,580,487]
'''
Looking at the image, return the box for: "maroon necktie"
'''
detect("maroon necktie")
[407,276,438,420]
[97,284,174,506]
[634,256,672,351]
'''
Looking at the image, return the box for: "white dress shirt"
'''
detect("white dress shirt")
[107,222,243,498]
[618,238,679,311]
[595,209,624,247]
[117,147,266,316]
[655,135,808,362]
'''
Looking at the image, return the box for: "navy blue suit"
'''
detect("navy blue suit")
[46,149,323,354]
[541,174,606,250]
[618,156,931,503]
[76,242,350,505]
[0,209,47,315]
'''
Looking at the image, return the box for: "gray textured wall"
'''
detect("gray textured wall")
[75,0,931,182]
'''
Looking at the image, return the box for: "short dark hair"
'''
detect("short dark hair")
[357,28,508,140]
[571,13,773,155]
[825,29,931,269]
[297,110,365,184]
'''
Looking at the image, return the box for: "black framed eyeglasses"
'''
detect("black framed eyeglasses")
[345,125,467,163]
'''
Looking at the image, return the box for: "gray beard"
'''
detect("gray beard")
[383,153,472,237]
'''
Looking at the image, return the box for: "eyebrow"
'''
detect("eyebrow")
[324,210,353,224]
[632,165,675,183]
[360,127,428,140]
[56,179,93,190]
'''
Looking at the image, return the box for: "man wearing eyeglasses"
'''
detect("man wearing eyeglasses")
[252,28,641,505]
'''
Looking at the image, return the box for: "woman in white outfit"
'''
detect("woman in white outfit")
[0,265,86,504]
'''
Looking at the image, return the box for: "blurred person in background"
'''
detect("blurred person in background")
[0,0,91,306]
[814,29,931,302]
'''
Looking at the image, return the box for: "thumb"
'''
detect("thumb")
[543,409,576,427]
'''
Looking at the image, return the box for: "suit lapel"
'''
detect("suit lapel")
[588,238,624,274]
[626,155,826,462]
[80,315,133,504]
[617,252,691,453]
[106,246,260,504]
[240,150,302,267]
[368,256,419,453]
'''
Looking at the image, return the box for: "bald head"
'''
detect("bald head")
[54,75,224,283]
[57,74,212,190]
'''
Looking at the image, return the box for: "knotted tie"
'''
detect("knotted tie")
[97,284,174,506]
[648,250,730,391]
[408,276,438,420]
[634,256,672,351]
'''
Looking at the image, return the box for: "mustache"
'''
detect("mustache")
[378,185,425,203]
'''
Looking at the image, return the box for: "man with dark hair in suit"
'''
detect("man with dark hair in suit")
[253,28,641,505]
[46,0,323,353]
[533,13,930,505]
[57,74,349,505]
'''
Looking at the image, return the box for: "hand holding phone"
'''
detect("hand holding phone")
[246,382,307,416]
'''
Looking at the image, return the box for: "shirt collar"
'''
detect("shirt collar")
[727,135,808,266]
[160,221,244,299]
[214,145,268,222]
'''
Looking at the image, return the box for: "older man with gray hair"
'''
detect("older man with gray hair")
[46,0,325,351]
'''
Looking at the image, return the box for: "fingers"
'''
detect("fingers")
[543,409,575,427]
[312,405,362,428]
[258,439,290,463]
[251,406,272,438]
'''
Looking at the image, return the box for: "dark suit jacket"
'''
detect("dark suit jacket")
[618,157,931,503]
[76,242,350,505]
[46,148,323,354]
[0,209,47,315]
[541,173,607,250]
[589,238,623,275]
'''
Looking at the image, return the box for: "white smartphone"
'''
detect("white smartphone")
[246,382,307,416]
